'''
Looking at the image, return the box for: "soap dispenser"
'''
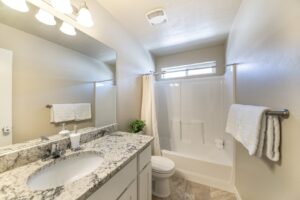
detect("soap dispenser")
[59,123,70,136]
[70,125,81,150]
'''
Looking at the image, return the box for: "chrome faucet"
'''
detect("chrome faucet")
[50,143,66,159]
[42,143,66,160]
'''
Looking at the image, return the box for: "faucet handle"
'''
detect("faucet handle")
[100,129,109,137]
[60,148,66,156]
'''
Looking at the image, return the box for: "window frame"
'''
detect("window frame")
[159,61,217,80]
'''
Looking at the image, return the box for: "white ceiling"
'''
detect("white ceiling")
[96,0,241,56]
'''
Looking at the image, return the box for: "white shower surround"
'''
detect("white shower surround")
[155,66,236,191]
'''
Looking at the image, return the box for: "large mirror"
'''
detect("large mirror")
[0,1,117,147]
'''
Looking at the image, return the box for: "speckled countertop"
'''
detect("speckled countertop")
[0,132,153,200]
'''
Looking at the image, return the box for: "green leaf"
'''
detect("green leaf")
[128,119,146,133]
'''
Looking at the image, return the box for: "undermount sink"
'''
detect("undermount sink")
[27,152,104,191]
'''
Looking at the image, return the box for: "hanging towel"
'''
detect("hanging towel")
[266,116,281,161]
[74,103,91,121]
[50,104,75,123]
[256,115,267,157]
[225,104,269,155]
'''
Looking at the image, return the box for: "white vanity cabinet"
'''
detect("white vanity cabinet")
[87,145,152,200]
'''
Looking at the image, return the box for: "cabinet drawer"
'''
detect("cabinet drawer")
[87,157,137,200]
[138,145,151,172]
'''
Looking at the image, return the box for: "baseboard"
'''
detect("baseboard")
[233,186,242,200]
[175,168,235,193]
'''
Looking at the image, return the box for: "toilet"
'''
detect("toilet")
[151,156,175,198]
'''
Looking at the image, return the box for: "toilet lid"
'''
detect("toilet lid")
[151,156,175,174]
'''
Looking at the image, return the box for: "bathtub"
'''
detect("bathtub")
[162,148,235,192]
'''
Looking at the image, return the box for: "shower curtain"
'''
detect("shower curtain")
[141,75,161,156]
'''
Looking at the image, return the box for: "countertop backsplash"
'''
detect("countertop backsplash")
[0,124,118,173]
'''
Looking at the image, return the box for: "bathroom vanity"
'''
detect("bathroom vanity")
[88,140,152,200]
[0,129,153,200]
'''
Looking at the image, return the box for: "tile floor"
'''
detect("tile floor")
[152,175,236,200]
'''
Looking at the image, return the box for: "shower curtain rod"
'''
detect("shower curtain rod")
[226,63,239,66]
[93,79,114,83]
[143,71,165,76]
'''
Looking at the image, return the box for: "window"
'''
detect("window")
[161,61,217,79]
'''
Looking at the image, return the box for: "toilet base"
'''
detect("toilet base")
[152,177,171,198]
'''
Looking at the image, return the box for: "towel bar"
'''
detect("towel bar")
[266,109,289,119]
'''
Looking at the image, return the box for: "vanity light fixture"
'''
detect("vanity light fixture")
[35,9,56,26]
[51,0,73,14]
[2,0,92,36]
[77,5,94,27]
[1,0,29,13]
[60,22,77,36]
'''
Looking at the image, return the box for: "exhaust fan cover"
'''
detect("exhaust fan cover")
[145,8,167,26]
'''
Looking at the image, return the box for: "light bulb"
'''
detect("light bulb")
[51,0,73,14]
[1,0,29,12]
[35,9,56,26]
[60,22,76,36]
[77,7,94,27]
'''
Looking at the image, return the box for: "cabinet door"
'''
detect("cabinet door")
[118,180,137,200]
[138,163,152,200]
[0,48,13,147]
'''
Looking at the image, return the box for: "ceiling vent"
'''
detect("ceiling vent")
[145,8,167,26]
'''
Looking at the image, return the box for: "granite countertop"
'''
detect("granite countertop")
[0,132,153,200]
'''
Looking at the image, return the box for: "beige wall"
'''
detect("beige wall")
[155,44,226,76]
[227,0,300,199]
[79,1,155,130]
[0,23,113,143]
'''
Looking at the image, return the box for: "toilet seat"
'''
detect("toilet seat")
[151,156,175,175]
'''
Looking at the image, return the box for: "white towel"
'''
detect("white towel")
[266,116,281,161]
[74,103,91,121]
[50,104,75,123]
[256,115,267,157]
[226,104,269,155]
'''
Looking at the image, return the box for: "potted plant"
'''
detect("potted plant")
[129,119,145,134]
